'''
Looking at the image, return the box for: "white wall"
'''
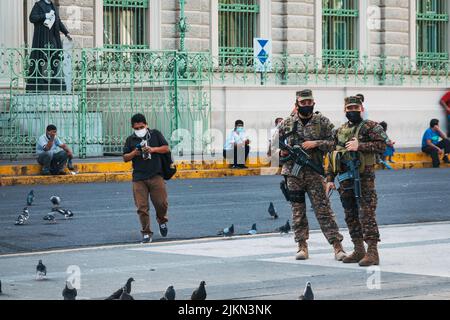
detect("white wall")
[210,85,448,153]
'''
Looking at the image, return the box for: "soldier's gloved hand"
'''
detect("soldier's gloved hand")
[345,138,359,151]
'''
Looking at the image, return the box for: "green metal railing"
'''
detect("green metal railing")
[416,0,449,66]
[218,0,259,66]
[322,0,359,66]
[103,0,149,49]
[0,48,211,160]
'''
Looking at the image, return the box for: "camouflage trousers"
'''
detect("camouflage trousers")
[338,168,380,242]
[286,170,343,244]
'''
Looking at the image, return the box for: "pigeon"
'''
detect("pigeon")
[15,214,26,226]
[268,202,278,219]
[64,209,74,219]
[43,214,56,222]
[105,277,134,300]
[160,285,176,300]
[299,282,314,300]
[50,196,61,206]
[36,260,47,280]
[27,190,34,206]
[218,224,234,237]
[191,281,207,300]
[277,220,291,234]
[62,281,77,300]
[119,288,134,300]
[248,223,257,235]
[23,207,30,220]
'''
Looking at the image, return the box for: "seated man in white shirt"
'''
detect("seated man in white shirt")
[36,124,73,175]
[223,120,251,169]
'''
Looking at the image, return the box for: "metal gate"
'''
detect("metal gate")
[0,47,211,160]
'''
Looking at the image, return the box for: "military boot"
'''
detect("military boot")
[332,241,346,261]
[358,241,380,267]
[342,239,366,263]
[295,241,309,260]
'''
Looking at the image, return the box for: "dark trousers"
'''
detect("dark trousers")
[37,150,68,174]
[422,139,450,168]
[223,145,250,166]
[447,115,450,137]
[132,175,169,236]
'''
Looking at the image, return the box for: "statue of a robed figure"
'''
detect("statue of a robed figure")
[26,0,72,92]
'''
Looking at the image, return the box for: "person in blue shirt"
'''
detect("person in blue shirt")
[223,120,251,169]
[36,124,73,175]
[421,119,450,168]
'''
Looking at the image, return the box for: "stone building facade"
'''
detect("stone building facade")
[1,0,448,63]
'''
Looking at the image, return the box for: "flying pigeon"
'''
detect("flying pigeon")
[62,281,77,300]
[248,223,257,235]
[43,214,56,223]
[277,220,291,234]
[299,282,314,300]
[191,281,207,300]
[105,277,134,300]
[218,224,234,237]
[50,196,61,206]
[268,202,278,219]
[160,285,176,300]
[27,190,34,206]
[36,260,47,280]
[119,288,134,300]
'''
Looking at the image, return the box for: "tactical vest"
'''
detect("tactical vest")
[329,120,376,174]
[285,114,323,166]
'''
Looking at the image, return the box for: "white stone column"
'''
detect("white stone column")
[314,0,322,60]
[0,0,25,47]
[409,0,417,61]
[210,0,219,65]
[359,0,369,58]
[149,0,161,49]
[258,0,271,39]
[94,0,103,48]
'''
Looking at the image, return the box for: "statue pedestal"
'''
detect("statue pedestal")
[10,94,103,157]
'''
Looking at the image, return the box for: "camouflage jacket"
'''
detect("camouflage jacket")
[325,120,387,182]
[276,112,335,176]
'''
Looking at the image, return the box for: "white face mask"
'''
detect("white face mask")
[134,128,147,138]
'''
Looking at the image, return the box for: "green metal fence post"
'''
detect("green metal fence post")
[79,49,87,158]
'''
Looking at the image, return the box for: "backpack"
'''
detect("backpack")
[149,129,177,180]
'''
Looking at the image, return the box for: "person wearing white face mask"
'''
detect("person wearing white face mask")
[123,113,171,244]
[223,120,251,169]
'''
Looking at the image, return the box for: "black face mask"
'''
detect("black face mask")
[297,105,314,117]
[346,111,363,124]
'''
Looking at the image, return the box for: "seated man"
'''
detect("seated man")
[223,120,250,169]
[36,124,73,175]
[421,119,450,168]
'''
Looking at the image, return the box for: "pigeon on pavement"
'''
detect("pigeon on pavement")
[191,281,207,300]
[62,281,77,300]
[119,288,134,300]
[43,214,56,223]
[248,223,257,235]
[268,202,278,219]
[160,285,176,300]
[105,277,134,300]
[299,282,314,300]
[27,190,34,206]
[218,224,234,237]
[36,260,47,280]
[50,196,61,206]
[277,220,291,234]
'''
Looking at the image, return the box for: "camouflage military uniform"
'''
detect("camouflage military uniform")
[278,112,343,245]
[326,120,387,242]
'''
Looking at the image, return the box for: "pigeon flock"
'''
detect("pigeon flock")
[14,190,74,226]
[2,194,317,300]
[217,202,292,238]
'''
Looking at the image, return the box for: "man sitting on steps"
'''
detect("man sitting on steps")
[421,119,450,168]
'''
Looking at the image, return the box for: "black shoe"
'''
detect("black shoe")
[67,159,75,170]
[159,223,168,237]
[141,234,152,244]
[239,164,248,169]
[443,156,450,164]
[231,165,239,169]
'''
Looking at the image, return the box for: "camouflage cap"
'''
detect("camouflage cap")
[296,89,314,102]
[345,96,363,107]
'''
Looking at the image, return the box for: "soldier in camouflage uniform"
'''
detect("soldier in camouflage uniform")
[277,89,346,261]
[325,96,387,267]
